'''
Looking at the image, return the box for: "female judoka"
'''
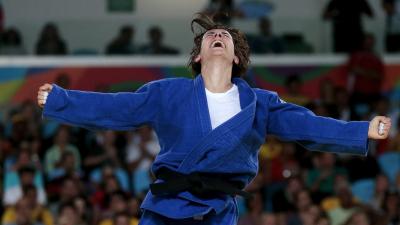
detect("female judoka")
[37,14,391,225]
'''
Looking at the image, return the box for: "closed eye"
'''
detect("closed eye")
[203,31,232,39]
[222,32,231,38]
[204,32,215,37]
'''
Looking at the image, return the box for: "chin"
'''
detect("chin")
[209,52,231,58]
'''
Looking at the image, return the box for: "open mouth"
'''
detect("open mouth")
[211,40,225,49]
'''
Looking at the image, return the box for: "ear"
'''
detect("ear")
[233,56,239,65]
[194,55,201,63]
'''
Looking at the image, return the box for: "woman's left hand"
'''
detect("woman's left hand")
[368,116,391,139]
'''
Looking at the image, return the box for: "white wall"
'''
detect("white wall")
[2,0,387,54]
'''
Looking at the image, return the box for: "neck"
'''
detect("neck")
[201,58,233,93]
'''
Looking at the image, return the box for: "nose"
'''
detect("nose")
[214,32,222,38]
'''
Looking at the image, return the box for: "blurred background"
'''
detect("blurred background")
[1,0,400,225]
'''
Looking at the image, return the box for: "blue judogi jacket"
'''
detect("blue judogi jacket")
[43,75,369,219]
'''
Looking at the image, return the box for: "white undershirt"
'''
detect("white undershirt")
[205,84,241,130]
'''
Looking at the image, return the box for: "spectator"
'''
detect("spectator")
[238,190,265,225]
[138,26,179,55]
[6,145,40,172]
[204,0,233,15]
[102,191,129,219]
[105,25,136,55]
[23,185,53,225]
[55,73,71,89]
[272,175,304,213]
[381,190,400,225]
[247,17,285,54]
[8,114,34,149]
[2,197,44,225]
[260,213,278,225]
[371,174,390,210]
[57,202,82,225]
[302,205,324,225]
[91,172,123,210]
[316,214,331,225]
[85,131,130,193]
[306,153,348,202]
[327,184,359,225]
[126,197,141,221]
[72,196,91,225]
[334,87,352,121]
[286,189,314,225]
[0,27,26,55]
[319,79,336,105]
[48,151,82,180]
[3,165,47,206]
[265,141,301,183]
[98,191,138,225]
[91,174,115,224]
[126,126,160,171]
[35,23,68,55]
[84,130,124,174]
[347,34,384,120]
[281,33,313,54]
[203,0,243,24]
[281,74,310,106]
[258,136,283,165]
[323,0,373,53]
[47,176,83,221]
[2,186,54,225]
[306,101,339,118]
[112,212,131,225]
[344,210,371,225]
[19,100,42,141]
[55,177,82,209]
[382,0,400,52]
[44,126,81,177]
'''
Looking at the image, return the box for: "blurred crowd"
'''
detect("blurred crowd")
[1,0,400,55]
[0,0,400,225]
[0,47,399,225]
[0,23,179,56]
[0,75,157,225]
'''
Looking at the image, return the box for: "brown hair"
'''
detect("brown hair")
[188,13,250,78]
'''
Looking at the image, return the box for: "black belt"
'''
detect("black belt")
[150,167,253,199]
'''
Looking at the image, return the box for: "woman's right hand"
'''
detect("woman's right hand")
[37,83,53,108]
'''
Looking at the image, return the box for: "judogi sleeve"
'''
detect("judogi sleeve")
[266,92,369,155]
[43,82,161,130]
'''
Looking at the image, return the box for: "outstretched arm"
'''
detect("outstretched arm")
[266,92,391,155]
[37,82,161,130]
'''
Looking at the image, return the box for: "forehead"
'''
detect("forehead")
[206,28,228,33]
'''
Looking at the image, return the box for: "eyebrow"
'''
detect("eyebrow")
[204,31,232,36]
